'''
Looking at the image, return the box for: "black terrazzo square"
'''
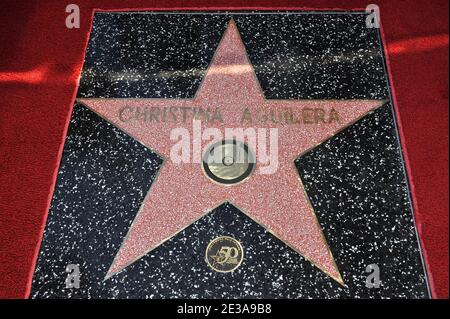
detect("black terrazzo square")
[31,11,430,299]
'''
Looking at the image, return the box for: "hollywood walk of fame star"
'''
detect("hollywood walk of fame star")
[79,19,384,284]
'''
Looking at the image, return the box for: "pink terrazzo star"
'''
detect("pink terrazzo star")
[79,19,384,284]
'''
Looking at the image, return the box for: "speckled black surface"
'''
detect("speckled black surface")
[296,103,429,298]
[78,12,388,100]
[31,11,429,298]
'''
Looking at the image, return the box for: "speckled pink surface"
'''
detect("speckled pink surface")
[79,20,382,283]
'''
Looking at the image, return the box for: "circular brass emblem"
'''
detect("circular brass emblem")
[202,140,255,185]
[205,236,244,273]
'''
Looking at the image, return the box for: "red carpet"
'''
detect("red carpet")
[0,0,447,299]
